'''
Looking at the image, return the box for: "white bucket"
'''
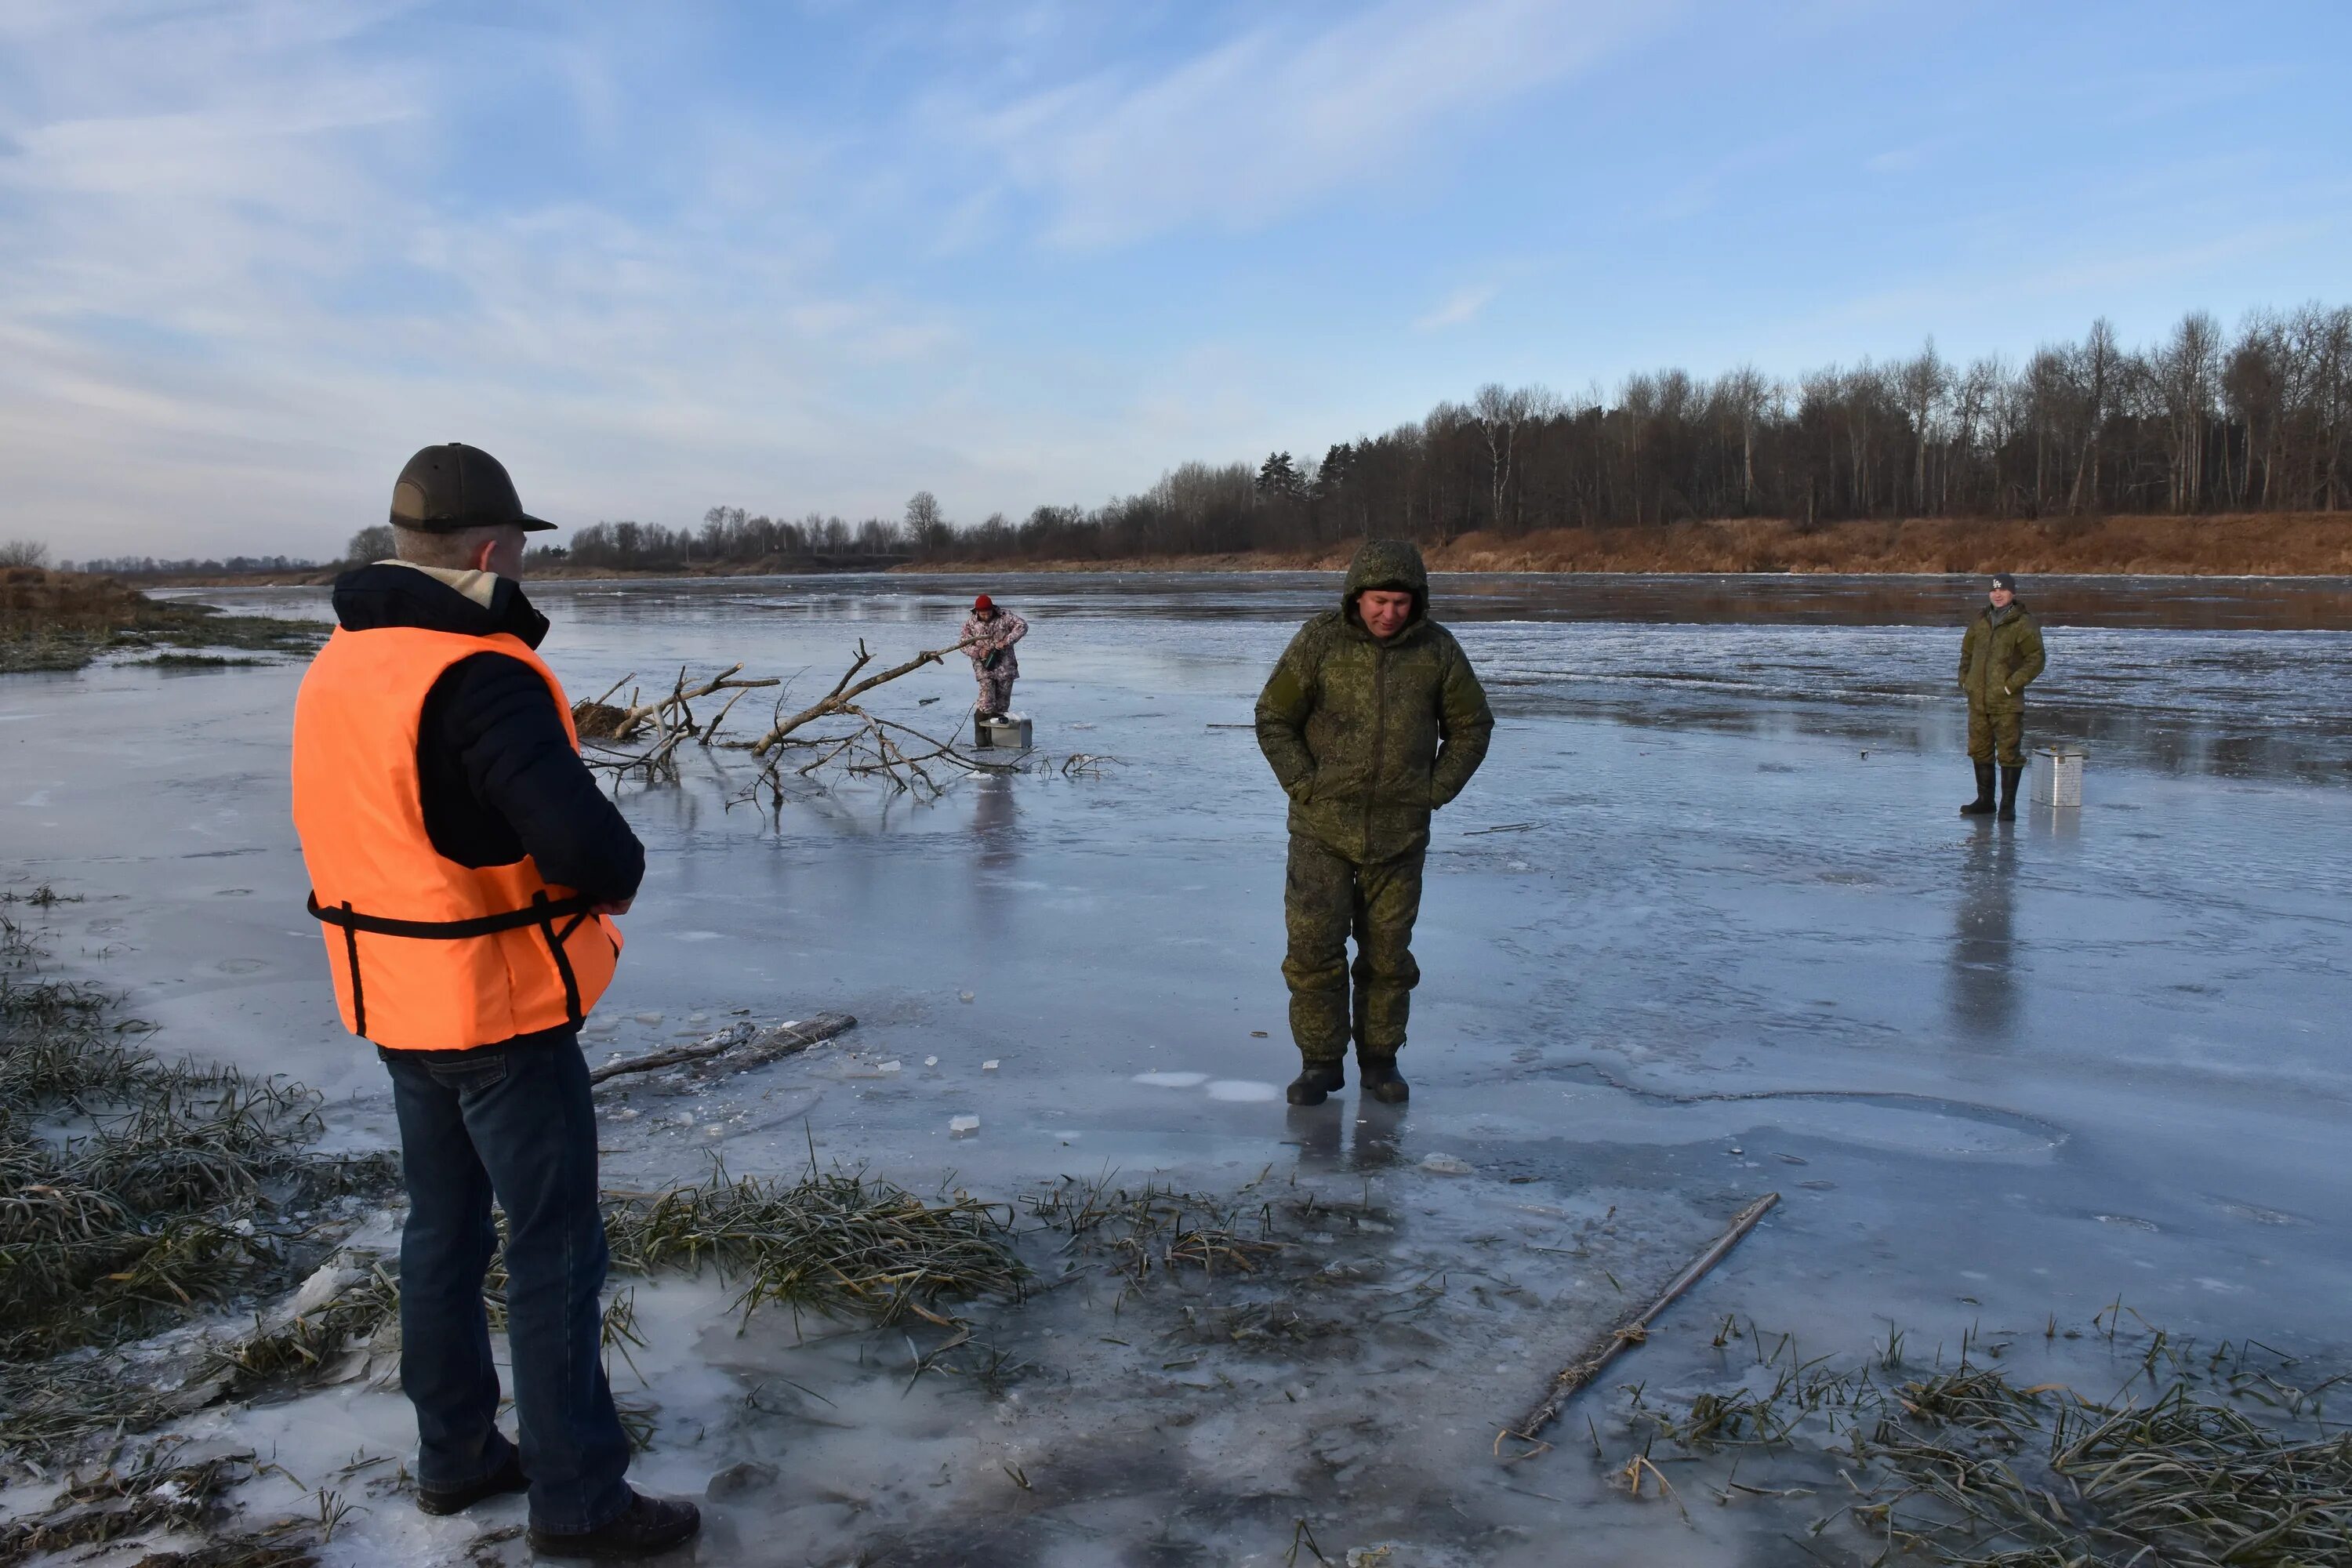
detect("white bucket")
[2031,746,2085,808]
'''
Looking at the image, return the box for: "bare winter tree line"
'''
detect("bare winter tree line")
[32,303,2347,582]
[910,303,2352,563]
[503,303,2350,572]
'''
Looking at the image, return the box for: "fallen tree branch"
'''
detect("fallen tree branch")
[750,637,971,756]
[1498,1191,1780,1454]
[587,1012,858,1086]
[577,662,780,744]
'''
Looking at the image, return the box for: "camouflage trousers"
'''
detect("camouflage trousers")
[1966,702,2024,767]
[1282,833,1425,1064]
[973,673,1015,715]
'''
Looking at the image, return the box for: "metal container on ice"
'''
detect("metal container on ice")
[975,713,1033,751]
[2031,746,2085,808]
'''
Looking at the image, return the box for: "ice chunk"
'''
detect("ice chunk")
[949,1115,980,1135]
[1419,1152,1473,1175]
[959,990,976,1003]
[1133,1071,1209,1088]
[1206,1079,1279,1102]
[688,1012,709,1025]
[634,1011,662,1026]
[981,1059,1000,1072]
[924,1055,939,1067]
[877,1059,902,1074]
[285,1259,365,1318]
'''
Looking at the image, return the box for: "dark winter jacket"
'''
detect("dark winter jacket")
[1254,540,1494,863]
[329,563,644,905]
[1958,601,2046,711]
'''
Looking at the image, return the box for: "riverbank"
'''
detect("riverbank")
[86,512,2352,594]
[0,568,325,673]
[907,511,2352,576]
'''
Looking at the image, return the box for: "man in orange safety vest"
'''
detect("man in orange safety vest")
[291,444,697,1559]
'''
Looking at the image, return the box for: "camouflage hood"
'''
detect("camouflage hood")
[1342,539,1428,634]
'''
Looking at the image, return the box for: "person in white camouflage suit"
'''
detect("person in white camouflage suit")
[960,593,1027,719]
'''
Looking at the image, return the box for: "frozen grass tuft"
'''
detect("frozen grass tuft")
[608,1166,1022,1329]
[1608,1311,2352,1566]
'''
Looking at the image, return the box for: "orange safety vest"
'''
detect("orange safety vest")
[291,625,622,1050]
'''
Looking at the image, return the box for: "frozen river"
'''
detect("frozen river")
[4,570,2350,1566]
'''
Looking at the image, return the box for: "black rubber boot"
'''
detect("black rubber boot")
[1359,1058,1409,1105]
[528,1491,701,1561]
[1285,1061,1347,1105]
[1996,764,2023,822]
[1959,762,1996,815]
[416,1450,528,1516]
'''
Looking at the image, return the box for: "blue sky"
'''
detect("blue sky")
[2,0,2346,558]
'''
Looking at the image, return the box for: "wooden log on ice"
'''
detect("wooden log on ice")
[1499,1191,1780,1453]
[587,1012,857,1086]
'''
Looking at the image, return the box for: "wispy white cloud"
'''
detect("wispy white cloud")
[1414,284,1497,332]
[0,2,993,555]
[967,0,1676,249]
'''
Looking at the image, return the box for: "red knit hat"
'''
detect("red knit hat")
[973,594,993,612]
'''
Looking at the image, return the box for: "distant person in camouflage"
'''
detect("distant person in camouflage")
[1255,540,1494,1106]
[961,594,1027,721]
[1958,572,2046,822]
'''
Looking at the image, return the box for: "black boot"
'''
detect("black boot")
[1359,1058,1409,1105]
[1996,764,2022,822]
[1286,1061,1347,1105]
[1959,762,1996,815]
[528,1490,701,1561]
[416,1449,528,1516]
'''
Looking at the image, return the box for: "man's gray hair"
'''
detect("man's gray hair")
[392,523,516,568]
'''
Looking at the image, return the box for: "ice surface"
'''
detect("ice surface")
[7,571,2352,1564]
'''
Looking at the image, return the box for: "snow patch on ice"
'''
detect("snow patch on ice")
[1134,1071,1209,1088]
[1205,1079,1279,1102]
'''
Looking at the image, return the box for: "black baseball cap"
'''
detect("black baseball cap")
[389,443,555,533]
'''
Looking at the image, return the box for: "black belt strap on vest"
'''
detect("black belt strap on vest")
[308,890,597,1035]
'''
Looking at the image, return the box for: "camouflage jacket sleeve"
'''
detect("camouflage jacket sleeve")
[1254,622,1323,800]
[1430,636,1495,808]
[2008,618,2045,691]
[1958,619,1980,686]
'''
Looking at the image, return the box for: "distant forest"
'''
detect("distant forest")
[64,301,2352,579]
[537,302,2352,570]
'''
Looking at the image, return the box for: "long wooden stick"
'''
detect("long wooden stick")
[1501,1191,1780,1450]
[587,1012,856,1086]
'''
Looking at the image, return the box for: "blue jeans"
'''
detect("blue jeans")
[383,1032,630,1534]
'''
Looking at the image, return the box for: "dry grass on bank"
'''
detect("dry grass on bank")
[0,568,325,673]
[913,512,2352,578]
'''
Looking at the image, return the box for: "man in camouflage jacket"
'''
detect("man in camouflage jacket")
[1255,539,1494,1105]
[961,594,1027,720]
[1958,572,2046,822]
